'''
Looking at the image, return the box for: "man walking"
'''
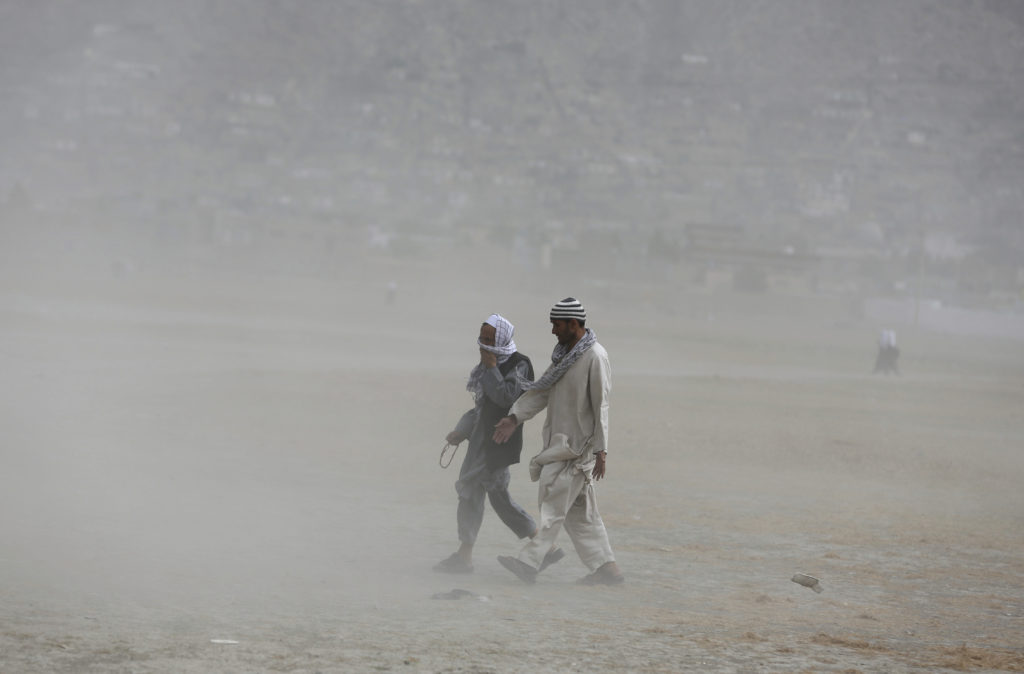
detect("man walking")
[492,298,624,585]
[434,314,542,574]
[872,328,900,375]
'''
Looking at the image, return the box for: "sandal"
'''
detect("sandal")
[577,569,625,586]
[539,547,565,573]
[497,555,538,584]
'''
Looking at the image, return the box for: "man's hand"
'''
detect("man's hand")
[479,347,497,369]
[592,451,607,480]
[492,415,518,444]
[445,431,463,445]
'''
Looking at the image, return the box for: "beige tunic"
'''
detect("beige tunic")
[509,341,615,572]
[510,341,611,462]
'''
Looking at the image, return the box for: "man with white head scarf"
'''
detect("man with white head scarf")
[873,328,900,375]
[435,314,557,574]
[493,298,624,585]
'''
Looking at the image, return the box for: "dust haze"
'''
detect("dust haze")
[2,2,1023,672]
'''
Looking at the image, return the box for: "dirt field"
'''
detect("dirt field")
[2,256,1023,673]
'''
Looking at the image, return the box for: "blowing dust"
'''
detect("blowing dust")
[1,249,1022,672]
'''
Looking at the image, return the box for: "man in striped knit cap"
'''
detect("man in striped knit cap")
[493,297,624,585]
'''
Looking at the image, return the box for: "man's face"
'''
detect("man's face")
[550,318,576,346]
[479,323,496,347]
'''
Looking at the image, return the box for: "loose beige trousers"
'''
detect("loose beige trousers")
[517,457,615,573]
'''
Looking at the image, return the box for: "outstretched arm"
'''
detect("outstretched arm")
[492,414,519,444]
[492,386,550,444]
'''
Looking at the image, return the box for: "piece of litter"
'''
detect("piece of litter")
[431,588,489,601]
[791,573,824,593]
[210,639,239,645]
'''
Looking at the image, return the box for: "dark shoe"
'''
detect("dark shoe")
[538,547,565,573]
[433,553,473,574]
[497,555,537,584]
[577,568,625,586]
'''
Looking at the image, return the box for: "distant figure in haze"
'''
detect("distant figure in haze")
[434,314,544,574]
[386,280,398,304]
[493,297,624,585]
[873,328,900,375]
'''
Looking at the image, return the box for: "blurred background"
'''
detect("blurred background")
[1,0,1022,338]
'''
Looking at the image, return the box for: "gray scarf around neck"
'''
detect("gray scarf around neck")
[519,328,596,391]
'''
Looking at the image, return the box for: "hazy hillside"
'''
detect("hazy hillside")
[1,1,1022,288]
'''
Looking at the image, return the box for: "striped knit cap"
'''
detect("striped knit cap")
[550,297,586,322]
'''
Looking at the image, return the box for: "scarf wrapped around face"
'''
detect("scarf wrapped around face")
[466,314,518,401]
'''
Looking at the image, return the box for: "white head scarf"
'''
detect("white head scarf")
[466,314,517,401]
[480,313,517,361]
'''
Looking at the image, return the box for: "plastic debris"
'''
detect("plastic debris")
[791,573,824,593]
[431,588,489,601]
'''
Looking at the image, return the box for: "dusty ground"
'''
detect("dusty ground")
[2,255,1023,673]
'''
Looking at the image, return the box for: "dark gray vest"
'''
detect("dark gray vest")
[480,352,533,470]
